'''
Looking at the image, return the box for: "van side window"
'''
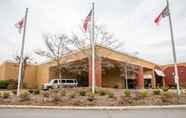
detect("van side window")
[67,80,73,83]
[54,80,58,84]
[62,80,65,83]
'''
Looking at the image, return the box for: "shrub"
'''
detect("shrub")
[69,93,76,99]
[28,89,33,94]
[124,89,131,97]
[162,91,172,97]
[153,89,161,95]
[99,90,106,96]
[140,90,148,97]
[19,90,30,101]
[12,90,17,95]
[2,92,10,99]
[162,86,169,92]
[107,92,114,98]
[79,90,86,96]
[113,85,119,89]
[0,80,9,89]
[87,93,95,102]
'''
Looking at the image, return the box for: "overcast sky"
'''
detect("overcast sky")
[0,0,186,64]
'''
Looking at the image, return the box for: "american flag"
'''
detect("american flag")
[15,17,25,34]
[83,9,92,32]
[154,6,169,25]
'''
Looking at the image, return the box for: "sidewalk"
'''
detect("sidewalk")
[0,105,186,110]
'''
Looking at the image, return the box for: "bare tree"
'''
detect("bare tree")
[71,24,123,57]
[35,33,72,79]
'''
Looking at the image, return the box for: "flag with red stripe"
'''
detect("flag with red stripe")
[154,6,169,25]
[15,17,25,34]
[83,9,92,32]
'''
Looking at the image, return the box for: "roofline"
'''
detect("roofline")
[96,45,158,66]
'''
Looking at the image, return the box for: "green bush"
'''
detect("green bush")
[153,89,161,95]
[162,86,169,92]
[12,90,17,95]
[69,93,76,99]
[99,90,106,96]
[0,80,9,89]
[28,89,33,94]
[162,91,172,97]
[2,92,10,99]
[140,90,148,97]
[124,89,131,97]
[113,85,119,88]
[19,90,30,100]
[87,93,95,102]
[107,92,114,98]
[79,90,86,96]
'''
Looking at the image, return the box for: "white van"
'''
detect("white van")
[43,79,78,90]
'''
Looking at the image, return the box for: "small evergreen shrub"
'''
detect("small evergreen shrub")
[87,93,95,102]
[12,90,17,95]
[79,90,86,96]
[0,80,9,89]
[107,92,114,98]
[113,85,119,88]
[19,90,30,101]
[140,90,148,97]
[162,86,169,92]
[2,92,10,99]
[69,93,76,99]
[124,89,131,97]
[28,89,33,94]
[99,90,106,96]
[153,89,161,95]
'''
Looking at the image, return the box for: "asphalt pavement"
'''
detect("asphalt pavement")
[0,108,186,118]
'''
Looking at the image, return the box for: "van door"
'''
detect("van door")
[53,79,58,88]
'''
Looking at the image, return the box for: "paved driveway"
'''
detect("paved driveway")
[0,108,186,118]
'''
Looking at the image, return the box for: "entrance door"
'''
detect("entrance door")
[127,79,136,89]
[144,79,152,89]
[78,71,88,87]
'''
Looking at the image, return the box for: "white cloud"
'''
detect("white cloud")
[0,0,186,64]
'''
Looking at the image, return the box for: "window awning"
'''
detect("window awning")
[155,69,165,77]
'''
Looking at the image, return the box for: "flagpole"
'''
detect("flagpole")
[166,0,180,96]
[17,8,28,96]
[91,2,96,94]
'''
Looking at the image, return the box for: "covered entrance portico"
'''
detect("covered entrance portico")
[47,46,161,89]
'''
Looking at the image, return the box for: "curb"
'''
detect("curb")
[0,105,186,110]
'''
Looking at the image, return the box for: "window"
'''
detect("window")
[62,80,65,83]
[66,80,73,83]
[53,80,58,84]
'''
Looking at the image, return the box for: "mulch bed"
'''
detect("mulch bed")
[0,88,186,106]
